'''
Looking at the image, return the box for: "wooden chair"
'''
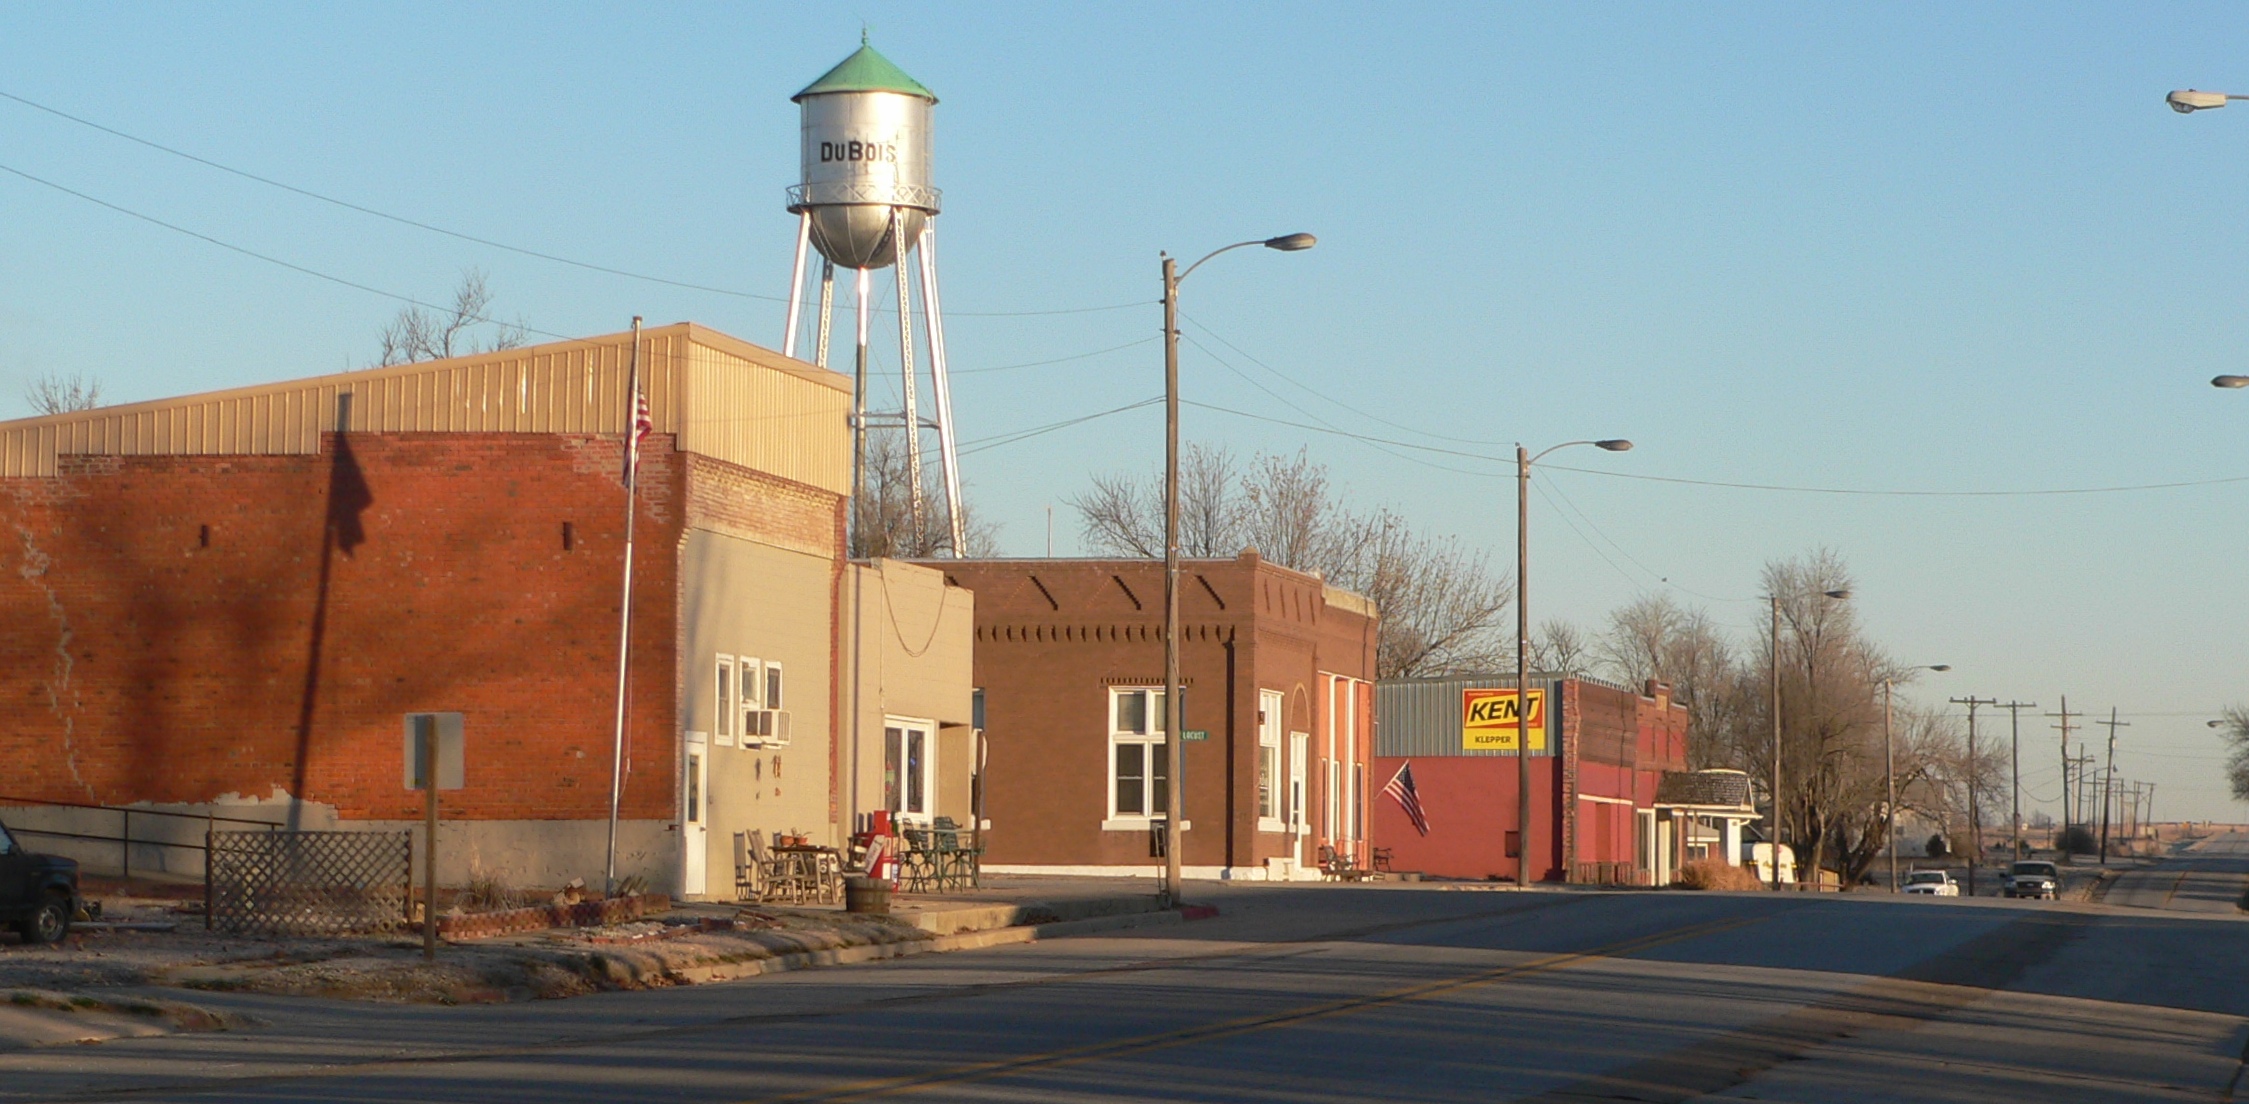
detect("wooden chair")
[746,831,809,903]
[732,832,759,901]
[1371,847,1394,873]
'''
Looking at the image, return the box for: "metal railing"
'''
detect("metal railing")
[0,795,278,880]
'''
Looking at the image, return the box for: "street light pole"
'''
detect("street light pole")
[1769,595,1782,891]
[1514,439,1631,888]
[1158,234,1314,907]
[1883,665,1950,891]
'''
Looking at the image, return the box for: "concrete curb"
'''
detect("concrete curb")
[663,907,1194,986]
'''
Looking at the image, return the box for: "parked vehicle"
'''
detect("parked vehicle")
[1739,842,1797,885]
[0,818,80,943]
[1901,868,1960,896]
[2003,860,2060,900]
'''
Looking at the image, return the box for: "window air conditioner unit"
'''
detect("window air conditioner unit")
[745,709,792,747]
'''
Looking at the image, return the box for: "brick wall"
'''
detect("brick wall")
[0,431,683,823]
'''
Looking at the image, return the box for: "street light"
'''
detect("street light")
[2214,376,2249,389]
[1513,438,1631,888]
[2170,89,2242,113]
[1158,233,1315,907]
[1882,664,1951,892]
[1767,586,1850,890]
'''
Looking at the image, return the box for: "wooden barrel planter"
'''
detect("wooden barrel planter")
[845,876,890,915]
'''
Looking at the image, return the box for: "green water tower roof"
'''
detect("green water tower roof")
[793,39,936,104]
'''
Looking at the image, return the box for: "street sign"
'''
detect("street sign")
[1181,730,1209,742]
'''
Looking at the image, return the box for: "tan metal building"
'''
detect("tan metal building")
[0,323,974,899]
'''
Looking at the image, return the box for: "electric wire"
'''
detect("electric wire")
[0,87,1145,318]
[0,160,577,342]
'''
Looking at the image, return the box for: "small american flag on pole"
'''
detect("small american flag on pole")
[1383,761,1429,836]
[622,383,653,488]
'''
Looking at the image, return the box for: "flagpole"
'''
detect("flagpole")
[604,317,644,896]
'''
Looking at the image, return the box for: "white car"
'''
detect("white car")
[1902,869,1960,896]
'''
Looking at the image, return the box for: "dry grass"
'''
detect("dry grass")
[1677,859,1764,891]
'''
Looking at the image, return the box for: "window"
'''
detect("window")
[764,662,785,711]
[685,753,703,823]
[739,657,762,741]
[1257,690,1283,831]
[1107,687,1171,825]
[714,657,736,746]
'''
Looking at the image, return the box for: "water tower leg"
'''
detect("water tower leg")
[852,266,871,554]
[917,220,967,557]
[891,208,926,541]
[815,261,835,370]
[782,211,811,359]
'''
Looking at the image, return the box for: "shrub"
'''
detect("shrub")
[1678,859,1764,891]
[1925,834,1950,858]
[2056,825,2096,855]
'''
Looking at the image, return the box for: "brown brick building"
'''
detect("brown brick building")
[935,553,1376,880]
[0,324,974,896]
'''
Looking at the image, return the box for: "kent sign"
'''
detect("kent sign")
[1462,688,1547,753]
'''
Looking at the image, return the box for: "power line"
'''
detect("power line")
[1544,462,2249,498]
[0,87,1145,318]
[0,159,575,342]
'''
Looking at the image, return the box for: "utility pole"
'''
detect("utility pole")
[1950,696,1998,895]
[1998,701,2036,861]
[2048,699,2079,858]
[2096,708,2128,865]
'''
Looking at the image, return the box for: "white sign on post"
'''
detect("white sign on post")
[403,713,466,791]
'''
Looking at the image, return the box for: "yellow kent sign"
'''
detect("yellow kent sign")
[1462,688,1547,752]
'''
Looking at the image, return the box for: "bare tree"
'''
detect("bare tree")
[25,371,102,415]
[374,269,528,367]
[1531,620,1596,680]
[1238,449,1335,569]
[851,430,998,559]
[2217,705,2249,802]
[1071,445,1512,678]
[1322,508,1512,678]
[1071,443,1240,558]
[1600,593,1740,770]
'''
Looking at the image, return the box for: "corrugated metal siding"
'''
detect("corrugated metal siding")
[679,339,851,496]
[0,324,848,486]
[1375,674,1563,758]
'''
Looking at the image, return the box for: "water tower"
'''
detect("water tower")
[780,36,964,555]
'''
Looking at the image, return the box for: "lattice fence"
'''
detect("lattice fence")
[208,830,412,936]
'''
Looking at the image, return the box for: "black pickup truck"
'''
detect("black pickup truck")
[0,818,80,943]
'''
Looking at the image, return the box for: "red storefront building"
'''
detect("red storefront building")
[1369,675,1689,883]
[935,553,1377,880]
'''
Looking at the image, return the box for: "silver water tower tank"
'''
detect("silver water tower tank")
[788,37,938,270]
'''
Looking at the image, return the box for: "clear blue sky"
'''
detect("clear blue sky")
[5,3,2248,819]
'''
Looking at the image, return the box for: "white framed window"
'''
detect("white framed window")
[883,717,936,825]
[1104,687,1179,831]
[738,656,762,743]
[713,656,736,747]
[1257,689,1284,833]
[764,661,784,711]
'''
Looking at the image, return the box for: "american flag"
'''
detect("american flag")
[1383,761,1429,836]
[623,384,653,488]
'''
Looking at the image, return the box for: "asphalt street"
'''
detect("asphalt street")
[2107,832,2249,913]
[9,841,2249,1103]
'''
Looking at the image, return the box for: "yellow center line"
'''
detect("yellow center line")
[736,912,1771,1104]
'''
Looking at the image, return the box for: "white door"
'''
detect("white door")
[885,719,936,826]
[682,732,708,897]
[1289,732,1310,868]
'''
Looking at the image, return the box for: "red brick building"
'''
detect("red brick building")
[0,324,975,895]
[934,553,1376,880]
[1369,676,1688,883]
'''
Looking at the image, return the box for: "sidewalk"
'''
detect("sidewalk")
[0,874,1185,1049]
